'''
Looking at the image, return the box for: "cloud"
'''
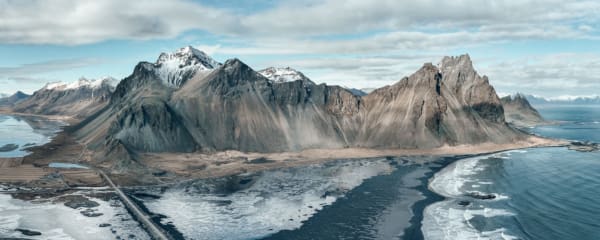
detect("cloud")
[0,58,102,78]
[0,58,102,94]
[201,25,591,57]
[1,0,599,45]
[480,53,600,97]
[240,0,600,36]
[0,0,236,45]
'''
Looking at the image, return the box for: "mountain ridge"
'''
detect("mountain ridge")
[69,47,527,169]
[11,77,119,118]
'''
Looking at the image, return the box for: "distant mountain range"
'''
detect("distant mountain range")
[501,94,545,127]
[0,91,30,107]
[5,77,119,118]
[523,94,600,105]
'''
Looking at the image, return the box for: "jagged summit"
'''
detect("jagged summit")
[153,46,222,88]
[258,67,315,85]
[439,54,473,72]
[156,46,220,69]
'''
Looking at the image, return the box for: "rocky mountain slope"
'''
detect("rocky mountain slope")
[501,94,545,127]
[73,47,526,166]
[12,77,118,118]
[0,91,30,107]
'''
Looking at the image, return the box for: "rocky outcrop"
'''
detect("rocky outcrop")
[501,93,545,127]
[12,77,117,118]
[73,48,526,168]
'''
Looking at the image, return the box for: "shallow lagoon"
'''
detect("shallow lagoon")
[0,114,65,157]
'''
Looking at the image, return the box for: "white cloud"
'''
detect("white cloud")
[481,53,600,97]
[0,58,102,77]
[200,25,591,57]
[1,0,599,45]
[0,58,102,94]
[0,0,236,45]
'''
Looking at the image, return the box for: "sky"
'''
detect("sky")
[1,0,600,98]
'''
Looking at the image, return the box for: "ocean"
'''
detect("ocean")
[422,105,600,239]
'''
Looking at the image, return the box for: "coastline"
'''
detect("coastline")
[136,136,566,184]
[0,120,566,187]
[0,109,568,187]
[0,109,76,123]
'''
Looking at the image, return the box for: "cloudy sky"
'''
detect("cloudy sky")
[1,0,600,98]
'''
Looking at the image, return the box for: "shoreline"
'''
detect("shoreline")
[0,111,568,187]
[134,136,566,185]
[0,109,77,123]
[0,129,568,187]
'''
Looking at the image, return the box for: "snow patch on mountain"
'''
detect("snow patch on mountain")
[258,67,314,85]
[154,46,222,88]
[43,77,118,91]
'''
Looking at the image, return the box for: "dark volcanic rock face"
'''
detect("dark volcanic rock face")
[74,49,525,165]
[501,93,545,127]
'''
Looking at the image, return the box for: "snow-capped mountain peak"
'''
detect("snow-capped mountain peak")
[258,67,314,85]
[154,46,222,88]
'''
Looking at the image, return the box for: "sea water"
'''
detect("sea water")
[423,105,600,240]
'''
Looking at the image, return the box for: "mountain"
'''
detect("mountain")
[12,77,118,118]
[0,91,30,107]
[501,93,545,127]
[73,48,525,166]
[355,56,521,148]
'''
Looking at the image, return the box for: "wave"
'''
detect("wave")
[422,201,517,240]
[423,152,519,240]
